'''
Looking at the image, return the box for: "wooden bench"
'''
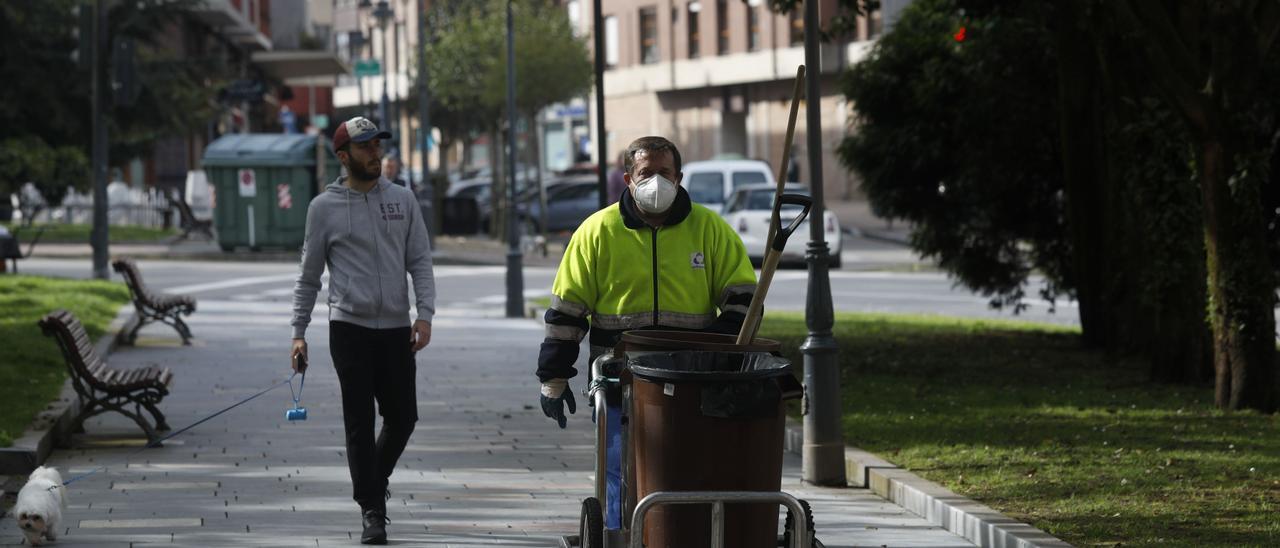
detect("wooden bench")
[38,309,173,442]
[112,259,197,345]
[166,190,214,241]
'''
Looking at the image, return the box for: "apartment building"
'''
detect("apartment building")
[574,0,893,200]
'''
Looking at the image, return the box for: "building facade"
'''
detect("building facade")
[574,0,889,200]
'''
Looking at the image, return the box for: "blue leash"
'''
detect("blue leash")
[59,371,303,488]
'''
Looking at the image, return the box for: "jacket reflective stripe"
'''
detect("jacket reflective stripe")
[592,310,715,331]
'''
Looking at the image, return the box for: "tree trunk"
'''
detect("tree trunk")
[1197,139,1278,412]
[434,135,451,237]
[490,127,506,239]
[528,112,549,251]
[1054,14,1117,349]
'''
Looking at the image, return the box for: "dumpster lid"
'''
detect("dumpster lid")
[202,133,332,167]
[628,351,791,382]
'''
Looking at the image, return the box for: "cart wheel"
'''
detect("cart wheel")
[782,499,815,547]
[579,497,604,548]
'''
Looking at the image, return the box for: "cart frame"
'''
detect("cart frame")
[561,351,816,548]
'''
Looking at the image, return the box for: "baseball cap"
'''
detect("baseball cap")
[332,116,391,151]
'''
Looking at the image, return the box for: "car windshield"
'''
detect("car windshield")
[454,185,487,199]
[743,189,808,212]
[686,172,724,203]
[732,171,768,190]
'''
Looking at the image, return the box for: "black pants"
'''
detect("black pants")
[329,320,418,513]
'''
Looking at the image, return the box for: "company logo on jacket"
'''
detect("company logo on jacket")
[380,202,405,221]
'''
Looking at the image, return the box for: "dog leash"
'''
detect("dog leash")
[57,372,302,488]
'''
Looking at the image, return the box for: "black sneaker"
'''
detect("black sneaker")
[361,509,388,545]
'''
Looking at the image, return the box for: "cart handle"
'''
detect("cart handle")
[629,490,810,548]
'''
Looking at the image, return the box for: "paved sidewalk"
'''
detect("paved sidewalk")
[0,299,973,547]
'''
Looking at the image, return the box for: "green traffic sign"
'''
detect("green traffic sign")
[354,59,381,78]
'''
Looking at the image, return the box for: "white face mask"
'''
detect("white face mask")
[632,174,678,214]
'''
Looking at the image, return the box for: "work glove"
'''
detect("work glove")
[540,378,577,429]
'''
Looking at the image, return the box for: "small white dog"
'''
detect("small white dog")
[13,466,66,546]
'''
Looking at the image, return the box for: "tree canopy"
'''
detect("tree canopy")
[0,0,231,202]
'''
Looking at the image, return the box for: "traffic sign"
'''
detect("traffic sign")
[354,59,381,78]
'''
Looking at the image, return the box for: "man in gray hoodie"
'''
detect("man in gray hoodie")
[290,116,435,545]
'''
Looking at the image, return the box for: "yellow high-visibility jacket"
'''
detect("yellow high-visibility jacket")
[536,188,757,382]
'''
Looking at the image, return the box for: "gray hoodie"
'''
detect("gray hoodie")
[291,176,435,339]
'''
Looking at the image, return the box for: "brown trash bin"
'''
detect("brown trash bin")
[625,334,800,548]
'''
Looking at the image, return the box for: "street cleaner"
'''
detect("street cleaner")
[291,116,436,545]
[536,135,758,530]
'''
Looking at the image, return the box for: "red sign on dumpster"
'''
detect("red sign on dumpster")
[277,184,292,209]
[238,168,256,198]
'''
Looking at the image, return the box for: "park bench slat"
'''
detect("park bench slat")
[39,309,173,443]
[112,259,196,345]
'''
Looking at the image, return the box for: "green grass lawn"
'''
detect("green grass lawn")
[3,223,177,244]
[760,312,1279,548]
[0,276,129,447]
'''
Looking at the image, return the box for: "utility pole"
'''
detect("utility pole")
[800,0,845,487]
[593,0,607,209]
[355,4,366,119]
[417,0,436,239]
[374,1,393,138]
[504,0,524,318]
[90,0,109,279]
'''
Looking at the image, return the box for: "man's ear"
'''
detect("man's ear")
[623,170,633,186]
[674,171,683,184]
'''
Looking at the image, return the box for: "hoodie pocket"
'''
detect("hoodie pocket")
[331,273,377,317]
[380,273,411,319]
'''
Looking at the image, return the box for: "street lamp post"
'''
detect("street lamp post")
[373,1,394,143]
[504,0,524,318]
[592,0,607,210]
[90,0,109,279]
[800,0,846,487]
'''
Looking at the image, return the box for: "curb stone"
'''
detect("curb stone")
[0,304,134,477]
[783,418,1073,548]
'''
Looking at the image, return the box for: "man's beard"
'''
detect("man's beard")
[347,157,382,181]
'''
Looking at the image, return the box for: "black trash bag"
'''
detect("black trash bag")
[628,351,796,419]
[700,379,782,419]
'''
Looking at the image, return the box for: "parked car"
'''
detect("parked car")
[721,183,843,268]
[679,159,775,210]
[522,176,601,233]
[477,175,602,235]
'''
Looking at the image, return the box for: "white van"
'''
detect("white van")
[679,159,775,210]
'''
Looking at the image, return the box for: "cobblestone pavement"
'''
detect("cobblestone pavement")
[1,297,974,547]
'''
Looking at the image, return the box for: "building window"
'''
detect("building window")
[747,5,760,51]
[868,9,883,39]
[640,7,659,64]
[604,15,619,68]
[567,1,581,35]
[716,0,728,55]
[688,2,701,58]
[790,7,804,46]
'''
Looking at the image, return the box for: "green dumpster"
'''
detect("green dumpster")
[202,134,341,251]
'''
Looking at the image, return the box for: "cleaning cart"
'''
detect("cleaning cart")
[562,65,819,548]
